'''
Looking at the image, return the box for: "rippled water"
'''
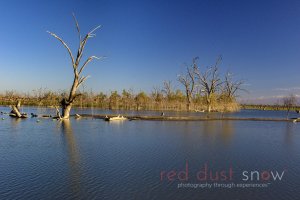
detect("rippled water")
[0,107,300,199]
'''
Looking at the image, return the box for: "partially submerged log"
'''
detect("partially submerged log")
[9,101,27,118]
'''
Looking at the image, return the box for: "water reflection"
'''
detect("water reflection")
[284,122,295,145]
[202,121,217,139]
[10,118,22,127]
[59,120,82,198]
[201,121,234,145]
[220,121,234,144]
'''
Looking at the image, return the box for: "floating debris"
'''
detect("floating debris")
[104,115,127,121]
[42,115,52,118]
[75,114,81,119]
[31,113,38,118]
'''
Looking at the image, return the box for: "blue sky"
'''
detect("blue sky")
[0,0,299,103]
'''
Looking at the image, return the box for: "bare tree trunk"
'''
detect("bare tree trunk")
[62,104,72,118]
[186,90,191,111]
[186,103,190,111]
[61,77,79,119]
[207,103,212,112]
[206,95,212,112]
[48,14,101,119]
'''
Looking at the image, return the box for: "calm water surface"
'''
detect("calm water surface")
[0,107,300,199]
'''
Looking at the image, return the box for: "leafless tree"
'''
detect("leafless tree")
[151,86,163,103]
[47,14,102,119]
[5,90,18,102]
[194,56,223,112]
[177,57,197,111]
[223,72,246,100]
[162,81,174,101]
[282,94,297,119]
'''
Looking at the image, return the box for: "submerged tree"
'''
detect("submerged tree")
[47,14,102,119]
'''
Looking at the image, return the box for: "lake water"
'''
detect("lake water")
[0,107,300,199]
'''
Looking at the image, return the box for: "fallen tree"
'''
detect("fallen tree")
[10,100,27,118]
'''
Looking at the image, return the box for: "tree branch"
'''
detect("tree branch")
[78,75,91,86]
[72,13,81,42]
[78,56,101,75]
[47,31,75,69]
[88,25,102,36]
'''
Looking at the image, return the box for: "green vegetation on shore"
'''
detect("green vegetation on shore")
[241,104,300,111]
[1,89,299,113]
[0,87,239,112]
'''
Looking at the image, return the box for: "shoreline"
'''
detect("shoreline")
[1,103,299,112]
[78,114,299,122]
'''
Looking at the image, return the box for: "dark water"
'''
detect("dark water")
[0,107,300,199]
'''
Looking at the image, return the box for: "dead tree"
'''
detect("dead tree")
[223,72,245,101]
[177,58,197,111]
[151,86,163,103]
[162,81,174,101]
[194,56,223,112]
[47,14,102,119]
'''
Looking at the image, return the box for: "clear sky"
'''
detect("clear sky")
[0,0,299,103]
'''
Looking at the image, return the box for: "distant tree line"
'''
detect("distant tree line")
[0,56,247,112]
[2,88,298,113]
[242,94,299,117]
[0,87,233,112]
[0,58,242,112]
